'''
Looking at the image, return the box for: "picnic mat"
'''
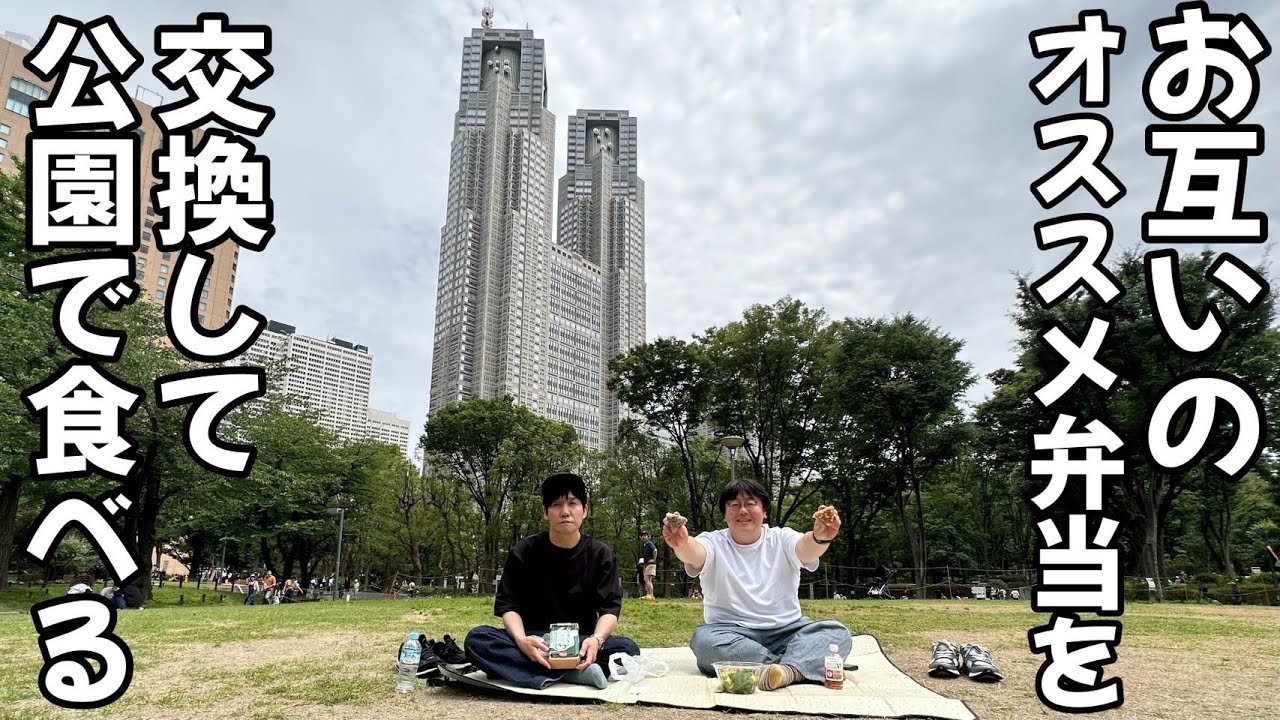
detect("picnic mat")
[440,634,978,719]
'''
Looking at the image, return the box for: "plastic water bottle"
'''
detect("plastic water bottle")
[396,631,422,694]
[823,643,844,689]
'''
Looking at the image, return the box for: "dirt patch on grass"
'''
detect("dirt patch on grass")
[899,628,1280,720]
[53,629,1280,719]
[3,630,398,719]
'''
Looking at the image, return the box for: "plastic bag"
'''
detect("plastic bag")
[608,652,669,681]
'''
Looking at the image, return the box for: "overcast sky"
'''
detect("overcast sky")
[8,1,1278,445]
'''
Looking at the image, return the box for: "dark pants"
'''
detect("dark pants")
[464,625,640,690]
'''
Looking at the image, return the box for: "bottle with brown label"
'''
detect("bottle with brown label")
[824,643,844,689]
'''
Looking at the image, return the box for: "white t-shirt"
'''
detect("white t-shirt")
[685,525,818,629]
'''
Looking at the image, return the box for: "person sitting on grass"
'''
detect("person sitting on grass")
[118,581,144,610]
[67,574,94,595]
[464,472,641,690]
[662,478,852,691]
[100,580,120,607]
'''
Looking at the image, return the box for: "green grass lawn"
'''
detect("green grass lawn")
[0,582,234,612]
[0,594,1276,720]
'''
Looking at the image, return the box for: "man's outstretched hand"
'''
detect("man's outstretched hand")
[813,504,841,542]
[662,511,689,548]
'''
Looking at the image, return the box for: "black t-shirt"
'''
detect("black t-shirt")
[494,531,623,636]
[121,584,143,609]
[642,541,657,564]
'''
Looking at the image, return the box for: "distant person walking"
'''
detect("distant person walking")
[262,571,278,604]
[640,531,658,600]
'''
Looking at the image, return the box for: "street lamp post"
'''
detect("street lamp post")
[720,436,745,483]
[326,508,346,602]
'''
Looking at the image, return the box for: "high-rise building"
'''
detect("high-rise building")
[554,110,646,447]
[428,26,555,423]
[241,320,374,443]
[0,31,240,330]
[426,23,646,451]
[367,408,413,460]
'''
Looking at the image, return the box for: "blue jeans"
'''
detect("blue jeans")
[112,595,126,610]
[464,625,640,690]
[690,617,851,682]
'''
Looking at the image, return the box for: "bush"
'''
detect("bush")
[1122,578,1277,605]
[1240,572,1279,587]
[1193,572,1218,586]
[1166,556,1198,578]
[49,535,106,580]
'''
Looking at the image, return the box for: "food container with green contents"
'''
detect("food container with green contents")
[547,623,581,669]
[712,661,766,694]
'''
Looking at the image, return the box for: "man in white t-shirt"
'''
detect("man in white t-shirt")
[663,478,852,691]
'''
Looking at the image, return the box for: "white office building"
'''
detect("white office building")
[367,408,413,459]
[242,320,373,443]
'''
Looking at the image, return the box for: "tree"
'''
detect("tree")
[1001,249,1279,598]
[233,386,346,583]
[417,467,481,584]
[0,158,66,590]
[1186,472,1278,575]
[609,338,715,530]
[0,156,202,596]
[831,315,975,590]
[320,439,410,584]
[701,297,843,524]
[391,464,425,583]
[598,420,674,538]
[111,305,201,600]
[421,396,581,578]
[974,368,1049,570]
[809,335,898,588]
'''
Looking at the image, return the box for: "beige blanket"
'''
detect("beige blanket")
[440,634,978,719]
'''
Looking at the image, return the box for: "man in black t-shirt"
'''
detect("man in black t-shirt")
[464,472,641,690]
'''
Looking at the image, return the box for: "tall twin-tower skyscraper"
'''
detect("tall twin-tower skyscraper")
[426,21,646,450]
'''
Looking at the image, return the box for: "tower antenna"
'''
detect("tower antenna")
[481,2,494,29]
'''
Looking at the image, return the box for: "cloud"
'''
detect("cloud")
[7,0,1277,436]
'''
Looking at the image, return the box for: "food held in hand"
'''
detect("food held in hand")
[816,506,838,524]
[664,513,687,532]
